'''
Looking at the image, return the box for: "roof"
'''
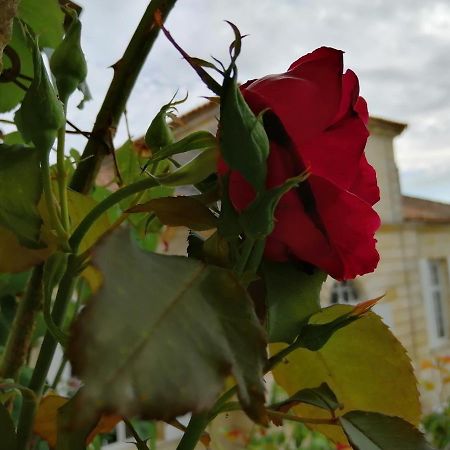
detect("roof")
[402,196,450,223]
[172,100,407,136]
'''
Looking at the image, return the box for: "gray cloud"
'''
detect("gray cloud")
[70,0,450,201]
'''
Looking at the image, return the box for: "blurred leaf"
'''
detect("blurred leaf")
[219,74,269,191]
[158,148,218,187]
[0,131,24,145]
[272,306,421,444]
[127,196,217,231]
[147,131,217,163]
[263,263,325,343]
[0,270,29,297]
[0,401,17,450]
[0,20,33,113]
[17,0,64,48]
[68,228,267,424]
[339,411,434,450]
[0,144,43,247]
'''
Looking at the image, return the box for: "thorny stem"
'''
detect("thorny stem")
[0,266,44,380]
[70,0,178,194]
[176,413,210,450]
[16,255,79,449]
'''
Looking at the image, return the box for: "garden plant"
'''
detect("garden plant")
[0,1,436,449]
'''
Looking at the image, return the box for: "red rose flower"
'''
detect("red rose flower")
[222,47,380,280]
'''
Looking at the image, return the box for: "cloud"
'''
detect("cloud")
[70,0,450,201]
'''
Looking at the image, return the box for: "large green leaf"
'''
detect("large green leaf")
[17,0,64,48]
[0,402,17,450]
[0,144,42,247]
[339,411,435,450]
[263,262,325,343]
[272,305,421,443]
[0,20,33,112]
[68,229,267,424]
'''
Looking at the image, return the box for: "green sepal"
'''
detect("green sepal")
[15,31,64,154]
[50,12,87,104]
[240,174,307,240]
[271,383,340,413]
[219,73,269,191]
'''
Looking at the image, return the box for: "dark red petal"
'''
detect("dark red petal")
[333,69,360,124]
[349,154,380,205]
[288,46,343,71]
[308,175,381,279]
[299,116,369,190]
[228,169,256,212]
[266,189,338,270]
[242,47,343,144]
[355,96,369,124]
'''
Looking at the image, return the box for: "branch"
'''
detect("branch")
[0,265,44,380]
[69,0,178,194]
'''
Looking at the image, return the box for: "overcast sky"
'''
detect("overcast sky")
[69,0,450,202]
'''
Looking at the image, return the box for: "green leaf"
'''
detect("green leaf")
[263,263,325,343]
[0,401,17,450]
[272,383,339,415]
[147,131,217,164]
[18,0,64,48]
[219,75,269,191]
[158,148,218,186]
[126,196,217,231]
[272,306,421,444]
[339,411,435,450]
[0,21,33,113]
[0,144,43,247]
[68,228,267,424]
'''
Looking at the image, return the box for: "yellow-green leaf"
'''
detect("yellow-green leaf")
[271,305,420,443]
[33,394,121,449]
[66,190,111,253]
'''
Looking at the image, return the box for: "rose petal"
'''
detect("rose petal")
[243,47,343,144]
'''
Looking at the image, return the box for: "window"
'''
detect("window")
[330,281,359,304]
[420,258,450,347]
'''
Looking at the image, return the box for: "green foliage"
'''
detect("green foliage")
[0,144,42,247]
[272,306,421,444]
[423,403,450,449]
[0,21,33,113]
[263,262,325,343]
[339,411,433,450]
[17,0,64,49]
[68,229,267,424]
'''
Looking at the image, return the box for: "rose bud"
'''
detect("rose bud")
[220,47,381,280]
